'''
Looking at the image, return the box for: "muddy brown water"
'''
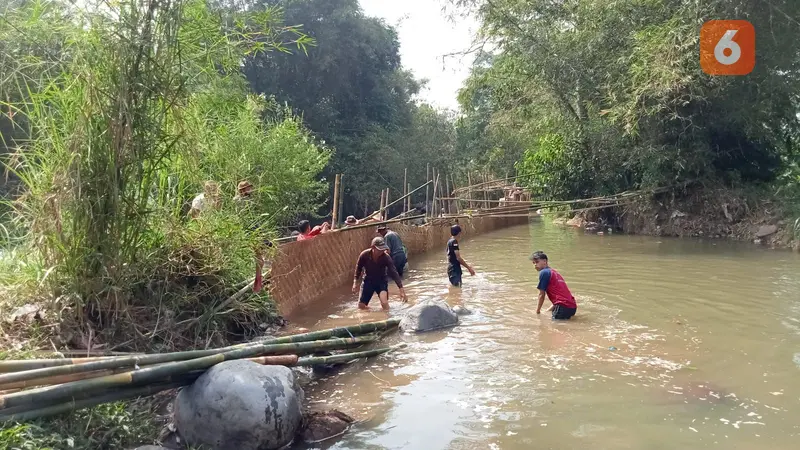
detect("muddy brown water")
[285,219,800,449]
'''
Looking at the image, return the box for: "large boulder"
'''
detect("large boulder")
[174,360,304,450]
[399,300,459,333]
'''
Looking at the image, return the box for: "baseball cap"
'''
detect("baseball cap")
[371,236,389,251]
[376,224,387,231]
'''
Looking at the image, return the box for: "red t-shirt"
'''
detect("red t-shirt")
[537,267,577,309]
[296,226,323,241]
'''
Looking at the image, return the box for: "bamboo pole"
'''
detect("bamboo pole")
[0,336,377,389]
[362,181,432,222]
[337,174,345,227]
[0,336,380,413]
[0,319,398,374]
[451,174,461,214]
[294,345,402,366]
[379,189,386,219]
[467,172,473,209]
[331,174,341,230]
[431,170,439,218]
[407,183,411,213]
[445,175,451,215]
[425,163,430,219]
[403,168,407,213]
[385,188,390,219]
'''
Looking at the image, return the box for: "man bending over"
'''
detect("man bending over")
[353,236,407,310]
[531,251,577,320]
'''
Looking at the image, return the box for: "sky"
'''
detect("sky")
[359,0,480,112]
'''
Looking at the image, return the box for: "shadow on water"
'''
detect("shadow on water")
[287,221,800,450]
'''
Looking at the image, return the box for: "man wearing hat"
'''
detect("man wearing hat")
[352,236,407,310]
[376,224,407,276]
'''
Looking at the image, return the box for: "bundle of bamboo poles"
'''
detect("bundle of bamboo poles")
[0,319,402,422]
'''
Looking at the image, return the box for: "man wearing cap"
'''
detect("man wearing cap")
[530,251,577,320]
[352,236,407,310]
[376,225,407,277]
[447,225,476,287]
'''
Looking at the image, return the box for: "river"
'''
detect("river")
[285,219,800,450]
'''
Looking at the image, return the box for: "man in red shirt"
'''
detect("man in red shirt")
[296,220,330,241]
[531,251,577,320]
[352,236,407,310]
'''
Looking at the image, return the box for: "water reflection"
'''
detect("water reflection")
[288,222,800,450]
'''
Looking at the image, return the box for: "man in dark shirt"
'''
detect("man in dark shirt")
[446,225,475,287]
[352,236,407,310]
[377,225,407,276]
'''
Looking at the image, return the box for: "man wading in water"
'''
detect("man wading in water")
[447,225,476,287]
[376,224,407,276]
[353,236,407,310]
[531,251,578,320]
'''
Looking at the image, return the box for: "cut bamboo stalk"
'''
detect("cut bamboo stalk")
[332,174,341,230]
[247,354,299,366]
[0,336,377,388]
[0,319,400,372]
[0,336,378,412]
[294,344,405,366]
[0,380,192,422]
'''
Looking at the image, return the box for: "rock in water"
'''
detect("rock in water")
[174,360,304,450]
[301,409,354,443]
[451,305,472,316]
[399,300,458,332]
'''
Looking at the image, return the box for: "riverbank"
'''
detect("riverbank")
[557,186,800,251]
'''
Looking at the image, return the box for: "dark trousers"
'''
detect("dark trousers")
[447,263,462,287]
[552,304,577,320]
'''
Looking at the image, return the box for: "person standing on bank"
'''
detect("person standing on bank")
[376,225,407,276]
[353,236,408,310]
[530,251,578,320]
[447,225,476,287]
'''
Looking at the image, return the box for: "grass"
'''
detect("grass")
[0,400,163,450]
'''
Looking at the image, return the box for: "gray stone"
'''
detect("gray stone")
[399,300,459,333]
[755,224,778,238]
[174,360,304,450]
[451,305,472,316]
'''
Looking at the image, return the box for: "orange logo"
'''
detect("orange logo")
[700,20,755,76]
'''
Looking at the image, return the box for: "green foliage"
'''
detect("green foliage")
[240,0,454,217]
[0,0,324,349]
[0,401,159,450]
[454,0,800,201]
